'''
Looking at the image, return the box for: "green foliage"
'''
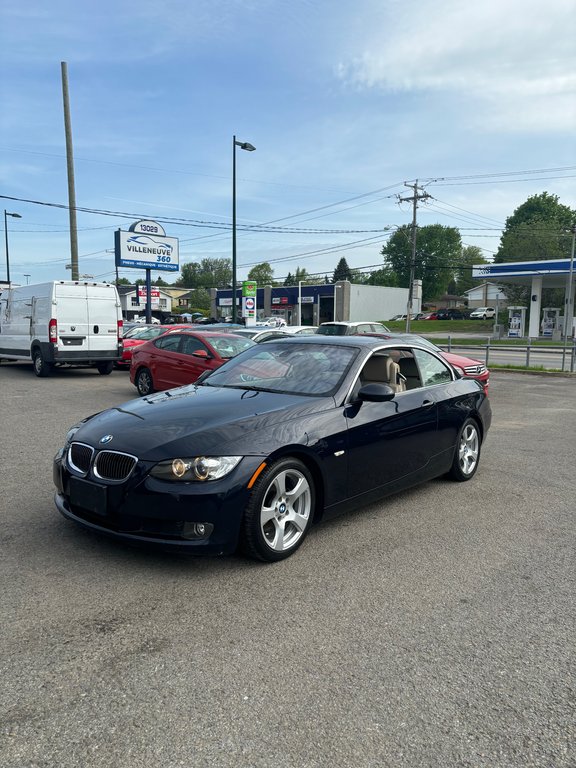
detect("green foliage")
[367,265,399,287]
[455,245,488,295]
[183,288,211,310]
[495,192,575,264]
[332,257,352,283]
[380,224,462,302]
[175,258,232,289]
[247,262,275,285]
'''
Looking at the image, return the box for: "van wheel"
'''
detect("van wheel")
[33,350,51,377]
[136,367,154,396]
[97,362,113,375]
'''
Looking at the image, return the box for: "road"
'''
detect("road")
[1,363,575,768]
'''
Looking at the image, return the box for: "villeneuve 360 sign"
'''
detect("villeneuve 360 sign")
[114,220,180,272]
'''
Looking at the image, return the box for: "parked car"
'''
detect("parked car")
[469,307,496,320]
[256,316,287,327]
[129,329,255,395]
[116,324,192,369]
[435,308,466,320]
[229,326,319,344]
[366,333,490,394]
[54,336,492,562]
[317,321,391,336]
[228,328,294,344]
[390,314,408,321]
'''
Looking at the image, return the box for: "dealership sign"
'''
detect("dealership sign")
[115,220,179,272]
[138,287,160,307]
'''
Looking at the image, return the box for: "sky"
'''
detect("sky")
[1,0,575,288]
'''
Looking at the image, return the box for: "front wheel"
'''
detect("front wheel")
[33,349,51,377]
[448,418,481,481]
[97,362,113,375]
[135,367,155,396]
[241,458,315,562]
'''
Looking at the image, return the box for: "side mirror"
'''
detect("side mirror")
[192,349,210,358]
[357,383,396,402]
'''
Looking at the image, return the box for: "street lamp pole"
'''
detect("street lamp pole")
[4,210,22,285]
[232,135,256,324]
[562,224,576,342]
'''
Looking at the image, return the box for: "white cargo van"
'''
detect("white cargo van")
[0,281,123,376]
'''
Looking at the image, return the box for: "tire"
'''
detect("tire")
[135,367,155,396]
[241,458,315,562]
[33,349,51,377]
[448,418,481,481]
[97,361,114,375]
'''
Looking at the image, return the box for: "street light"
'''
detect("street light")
[232,135,256,323]
[4,210,22,285]
[24,274,31,285]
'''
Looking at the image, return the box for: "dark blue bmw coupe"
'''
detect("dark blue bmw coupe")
[53,336,491,562]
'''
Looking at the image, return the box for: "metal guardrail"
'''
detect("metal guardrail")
[442,337,576,373]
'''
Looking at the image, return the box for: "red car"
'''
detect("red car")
[366,333,490,395]
[116,324,193,369]
[130,329,256,396]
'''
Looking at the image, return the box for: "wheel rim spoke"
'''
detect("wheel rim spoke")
[260,468,311,552]
[459,426,478,474]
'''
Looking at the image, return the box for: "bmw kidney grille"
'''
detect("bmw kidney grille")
[68,442,137,482]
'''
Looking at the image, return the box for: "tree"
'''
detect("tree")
[495,192,575,264]
[247,262,275,285]
[380,224,462,302]
[285,267,312,286]
[366,264,399,287]
[153,275,168,286]
[332,257,352,283]
[175,258,232,289]
[116,277,131,285]
[454,245,488,296]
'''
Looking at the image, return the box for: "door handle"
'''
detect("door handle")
[421,399,434,407]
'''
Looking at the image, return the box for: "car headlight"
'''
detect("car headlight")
[149,456,242,482]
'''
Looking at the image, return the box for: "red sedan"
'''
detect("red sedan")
[130,330,256,396]
[116,324,193,369]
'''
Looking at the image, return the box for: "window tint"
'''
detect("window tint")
[155,334,182,352]
[181,336,207,356]
[413,348,453,386]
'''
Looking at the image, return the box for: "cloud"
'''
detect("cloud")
[337,0,576,132]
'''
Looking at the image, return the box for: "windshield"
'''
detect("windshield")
[125,326,168,341]
[201,341,359,396]
[315,325,346,336]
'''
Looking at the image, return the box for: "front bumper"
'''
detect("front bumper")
[53,450,265,555]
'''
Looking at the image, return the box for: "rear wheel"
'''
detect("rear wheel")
[33,349,51,377]
[241,457,314,562]
[135,367,155,396]
[448,418,481,481]
[97,361,113,375]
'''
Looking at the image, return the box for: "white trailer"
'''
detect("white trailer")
[0,281,123,376]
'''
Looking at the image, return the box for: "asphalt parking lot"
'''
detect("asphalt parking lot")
[1,363,575,768]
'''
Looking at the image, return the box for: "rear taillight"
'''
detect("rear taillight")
[117,320,123,341]
[49,318,57,342]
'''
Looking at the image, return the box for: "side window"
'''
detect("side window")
[155,334,182,352]
[413,349,453,387]
[181,336,207,356]
[356,324,372,335]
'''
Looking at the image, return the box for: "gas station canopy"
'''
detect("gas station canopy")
[473,258,575,338]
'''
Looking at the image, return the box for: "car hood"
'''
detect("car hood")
[441,350,485,369]
[72,384,336,460]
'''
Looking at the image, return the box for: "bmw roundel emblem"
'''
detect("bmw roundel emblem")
[99,434,114,445]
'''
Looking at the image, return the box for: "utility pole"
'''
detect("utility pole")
[61,61,79,281]
[398,180,431,332]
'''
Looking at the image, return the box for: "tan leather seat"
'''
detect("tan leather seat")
[361,355,405,393]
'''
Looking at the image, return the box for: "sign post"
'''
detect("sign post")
[242,281,257,326]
